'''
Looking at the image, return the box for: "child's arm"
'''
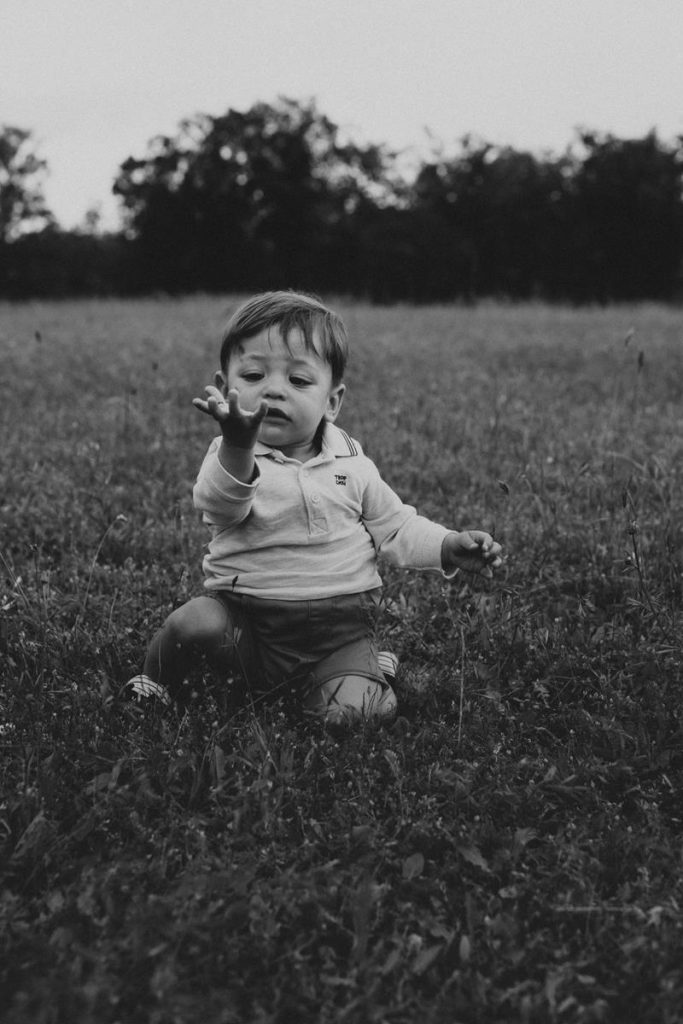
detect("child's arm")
[357,451,502,577]
[441,530,503,579]
[192,386,267,482]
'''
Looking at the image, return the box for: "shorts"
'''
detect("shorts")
[207,588,386,700]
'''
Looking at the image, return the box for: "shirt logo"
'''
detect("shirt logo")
[335,474,347,486]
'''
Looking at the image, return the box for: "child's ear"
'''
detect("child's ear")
[325,383,345,422]
[214,370,228,394]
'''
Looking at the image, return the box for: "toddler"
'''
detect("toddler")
[127,291,502,725]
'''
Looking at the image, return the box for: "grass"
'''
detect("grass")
[1,296,682,1023]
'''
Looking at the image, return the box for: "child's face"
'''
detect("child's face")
[219,328,345,460]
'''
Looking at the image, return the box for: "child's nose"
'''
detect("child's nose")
[264,377,287,398]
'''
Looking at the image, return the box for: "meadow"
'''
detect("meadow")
[1,296,682,1023]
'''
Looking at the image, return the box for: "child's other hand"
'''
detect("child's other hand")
[442,530,503,578]
[193,386,268,450]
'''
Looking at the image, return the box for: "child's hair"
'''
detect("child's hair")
[220,291,348,385]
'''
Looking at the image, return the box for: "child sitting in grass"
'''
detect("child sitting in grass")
[127,291,502,726]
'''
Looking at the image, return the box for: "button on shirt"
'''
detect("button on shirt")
[193,423,451,600]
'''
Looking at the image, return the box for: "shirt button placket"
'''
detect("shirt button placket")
[301,468,327,535]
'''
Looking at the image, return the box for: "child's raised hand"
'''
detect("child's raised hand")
[442,530,503,578]
[193,386,268,450]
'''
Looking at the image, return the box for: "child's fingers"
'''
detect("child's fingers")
[193,385,226,417]
[256,398,269,419]
[471,532,503,561]
[458,532,481,551]
[226,389,243,417]
[461,532,503,574]
[480,547,503,572]
[193,394,226,417]
[481,539,502,559]
[226,391,269,426]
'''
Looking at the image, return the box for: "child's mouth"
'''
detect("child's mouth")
[265,408,290,421]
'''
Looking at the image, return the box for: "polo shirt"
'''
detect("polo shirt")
[193,423,451,601]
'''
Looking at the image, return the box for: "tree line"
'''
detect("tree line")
[2,98,683,303]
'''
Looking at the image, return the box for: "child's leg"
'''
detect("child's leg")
[302,636,398,727]
[304,674,397,728]
[302,636,398,728]
[141,595,236,701]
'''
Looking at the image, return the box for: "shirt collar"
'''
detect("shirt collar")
[254,423,358,461]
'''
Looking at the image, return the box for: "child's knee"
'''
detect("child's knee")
[164,598,229,650]
[305,674,397,728]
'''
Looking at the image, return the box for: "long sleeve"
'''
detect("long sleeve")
[192,437,259,528]
[360,459,450,570]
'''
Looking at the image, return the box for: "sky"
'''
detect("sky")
[5,0,683,231]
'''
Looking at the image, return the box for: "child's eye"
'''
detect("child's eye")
[242,372,263,382]
[290,376,311,387]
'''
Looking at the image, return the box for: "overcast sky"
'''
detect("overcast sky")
[5,0,683,230]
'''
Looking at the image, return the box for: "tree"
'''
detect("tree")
[113,97,398,293]
[567,130,683,301]
[411,137,572,301]
[0,126,53,242]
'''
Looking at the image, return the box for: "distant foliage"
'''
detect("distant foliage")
[0,125,53,243]
[568,131,683,301]
[2,108,683,302]
[112,97,397,296]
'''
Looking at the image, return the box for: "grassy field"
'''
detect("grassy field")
[1,296,682,1023]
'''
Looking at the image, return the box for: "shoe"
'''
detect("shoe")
[124,674,172,706]
[378,651,399,681]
